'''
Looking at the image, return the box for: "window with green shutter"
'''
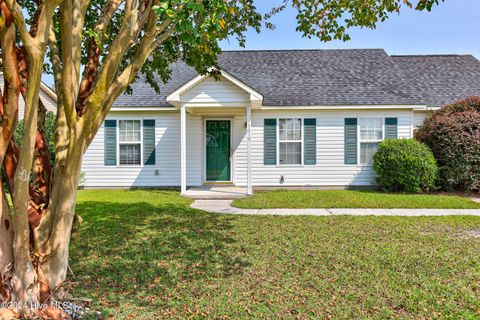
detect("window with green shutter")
[104,120,117,166]
[264,119,277,165]
[385,118,398,139]
[118,120,142,165]
[143,119,156,165]
[304,118,316,165]
[344,118,358,165]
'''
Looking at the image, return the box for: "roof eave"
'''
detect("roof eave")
[260,104,428,110]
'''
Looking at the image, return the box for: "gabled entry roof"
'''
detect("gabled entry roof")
[113,49,480,108]
[166,70,263,108]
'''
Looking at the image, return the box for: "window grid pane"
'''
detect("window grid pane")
[360,118,382,140]
[119,120,141,142]
[279,142,301,165]
[119,144,141,165]
[279,118,302,141]
[360,142,379,165]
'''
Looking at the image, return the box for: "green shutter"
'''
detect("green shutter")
[344,118,358,165]
[104,120,117,166]
[264,119,277,165]
[385,118,398,139]
[143,119,156,165]
[304,118,316,165]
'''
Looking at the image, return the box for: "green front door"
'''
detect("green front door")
[206,120,231,182]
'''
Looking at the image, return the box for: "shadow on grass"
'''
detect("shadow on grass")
[70,195,248,310]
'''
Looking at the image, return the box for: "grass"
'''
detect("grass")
[71,190,480,319]
[232,190,480,209]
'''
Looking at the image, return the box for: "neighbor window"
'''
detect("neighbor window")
[359,118,383,165]
[279,118,302,165]
[119,120,142,165]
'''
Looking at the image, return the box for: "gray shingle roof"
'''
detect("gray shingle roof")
[113,49,480,108]
[391,54,480,107]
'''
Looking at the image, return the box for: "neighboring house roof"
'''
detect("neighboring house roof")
[113,49,480,108]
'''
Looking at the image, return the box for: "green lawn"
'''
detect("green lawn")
[72,190,480,319]
[233,190,480,209]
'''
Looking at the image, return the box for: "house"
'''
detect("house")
[0,74,57,119]
[81,49,480,194]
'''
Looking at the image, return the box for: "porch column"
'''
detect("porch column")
[246,104,253,195]
[180,105,187,194]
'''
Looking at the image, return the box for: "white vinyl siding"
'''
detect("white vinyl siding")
[0,76,57,119]
[82,109,414,188]
[234,109,413,187]
[82,112,202,188]
[413,111,429,129]
[181,76,250,105]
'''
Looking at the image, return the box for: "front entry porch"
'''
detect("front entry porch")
[166,71,263,197]
[180,106,252,195]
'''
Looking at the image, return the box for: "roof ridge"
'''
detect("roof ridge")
[220,48,385,53]
[391,54,473,57]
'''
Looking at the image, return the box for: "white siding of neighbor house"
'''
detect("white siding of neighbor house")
[0,76,57,119]
[81,108,416,188]
[181,76,250,105]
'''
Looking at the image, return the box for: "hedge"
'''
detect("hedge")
[415,97,480,192]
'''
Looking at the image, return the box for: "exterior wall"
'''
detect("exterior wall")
[235,109,414,187]
[82,111,201,188]
[82,109,247,188]
[37,89,57,117]
[413,110,429,129]
[0,76,57,119]
[82,108,416,188]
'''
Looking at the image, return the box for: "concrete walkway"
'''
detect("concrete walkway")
[191,200,480,216]
[182,186,248,199]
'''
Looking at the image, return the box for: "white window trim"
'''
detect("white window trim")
[116,119,144,167]
[358,117,384,166]
[276,117,304,167]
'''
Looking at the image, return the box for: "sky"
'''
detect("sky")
[221,0,480,58]
[43,0,480,86]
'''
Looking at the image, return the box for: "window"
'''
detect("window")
[359,118,383,165]
[279,118,302,165]
[119,120,142,165]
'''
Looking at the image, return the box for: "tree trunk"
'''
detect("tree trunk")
[10,56,44,304]
[36,134,85,300]
[0,190,14,302]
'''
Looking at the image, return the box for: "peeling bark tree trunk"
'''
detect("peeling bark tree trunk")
[0,191,14,302]
[37,136,85,299]
[0,0,185,311]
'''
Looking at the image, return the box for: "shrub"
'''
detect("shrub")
[373,139,438,193]
[415,97,480,192]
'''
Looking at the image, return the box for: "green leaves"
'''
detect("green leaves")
[373,139,438,193]
[273,0,443,42]
[416,0,443,11]
[132,0,263,88]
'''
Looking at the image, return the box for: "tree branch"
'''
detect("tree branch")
[3,0,33,50]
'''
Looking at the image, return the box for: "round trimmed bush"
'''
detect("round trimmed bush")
[415,97,480,192]
[373,139,438,193]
